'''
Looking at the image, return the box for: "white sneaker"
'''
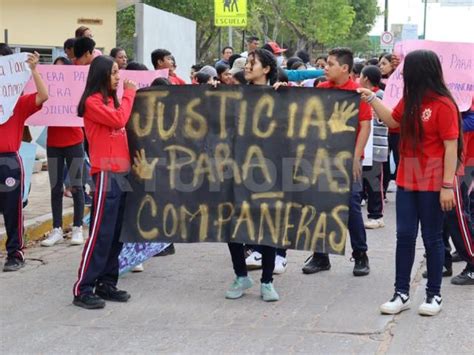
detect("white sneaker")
[365,218,385,229]
[132,263,144,272]
[245,251,262,270]
[71,226,84,245]
[273,255,288,274]
[418,295,442,316]
[41,228,63,247]
[380,292,411,314]
[361,199,366,206]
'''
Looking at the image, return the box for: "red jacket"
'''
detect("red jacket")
[83,89,136,175]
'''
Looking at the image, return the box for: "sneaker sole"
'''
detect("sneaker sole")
[3,265,25,272]
[302,265,331,274]
[96,294,131,302]
[261,295,279,302]
[73,300,106,309]
[70,240,84,245]
[418,307,441,316]
[225,292,244,299]
[451,279,474,285]
[353,269,370,277]
[380,303,410,315]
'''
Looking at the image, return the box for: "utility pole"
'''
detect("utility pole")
[384,0,389,31]
[422,0,428,39]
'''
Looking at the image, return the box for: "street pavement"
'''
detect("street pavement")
[0,189,473,354]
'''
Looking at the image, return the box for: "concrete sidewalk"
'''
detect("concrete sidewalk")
[0,190,472,354]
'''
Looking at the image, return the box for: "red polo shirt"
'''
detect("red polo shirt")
[392,94,459,191]
[317,78,372,157]
[0,94,42,153]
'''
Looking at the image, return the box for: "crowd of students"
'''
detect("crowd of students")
[0,29,472,315]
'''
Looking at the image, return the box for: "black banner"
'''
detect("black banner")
[120,85,360,255]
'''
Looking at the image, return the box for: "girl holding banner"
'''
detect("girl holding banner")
[358,49,462,317]
[226,49,280,302]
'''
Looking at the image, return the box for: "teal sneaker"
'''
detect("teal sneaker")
[225,276,254,299]
[261,282,279,302]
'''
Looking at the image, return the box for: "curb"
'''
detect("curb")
[0,207,90,251]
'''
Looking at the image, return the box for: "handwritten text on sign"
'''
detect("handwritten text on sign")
[23,65,168,126]
[120,86,360,255]
[0,53,31,125]
[383,40,474,111]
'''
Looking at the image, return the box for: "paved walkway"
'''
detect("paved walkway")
[0,189,472,354]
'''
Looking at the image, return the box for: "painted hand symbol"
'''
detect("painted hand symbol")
[132,149,159,181]
[328,101,359,134]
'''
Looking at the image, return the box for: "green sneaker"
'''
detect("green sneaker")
[261,282,279,302]
[225,276,254,299]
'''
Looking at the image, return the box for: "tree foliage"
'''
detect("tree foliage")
[117,0,379,62]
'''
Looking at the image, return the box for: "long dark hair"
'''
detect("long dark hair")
[247,49,278,85]
[361,65,381,87]
[401,49,463,160]
[78,56,119,117]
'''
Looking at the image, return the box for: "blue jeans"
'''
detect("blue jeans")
[315,180,367,259]
[395,188,444,297]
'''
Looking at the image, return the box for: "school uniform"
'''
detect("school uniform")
[0,93,42,262]
[315,78,372,261]
[392,93,459,297]
[73,89,136,297]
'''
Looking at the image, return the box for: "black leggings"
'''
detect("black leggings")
[228,243,276,283]
[47,143,85,228]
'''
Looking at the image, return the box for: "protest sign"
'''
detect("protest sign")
[0,53,31,125]
[383,40,474,111]
[120,86,360,255]
[24,66,168,126]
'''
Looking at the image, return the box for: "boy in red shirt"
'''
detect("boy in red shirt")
[151,49,186,85]
[302,48,372,276]
[0,49,48,271]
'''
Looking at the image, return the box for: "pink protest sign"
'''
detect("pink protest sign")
[24,66,168,126]
[0,53,31,125]
[383,40,474,111]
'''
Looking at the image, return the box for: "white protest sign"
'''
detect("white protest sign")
[0,53,31,125]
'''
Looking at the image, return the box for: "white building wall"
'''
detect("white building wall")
[135,3,196,83]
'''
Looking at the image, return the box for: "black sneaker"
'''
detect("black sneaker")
[154,243,175,257]
[302,254,331,274]
[451,251,462,263]
[73,293,106,309]
[352,252,370,276]
[84,193,93,206]
[451,267,474,285]
[95,282,131,302]
[3,257,25,272]
[422,266,453,279]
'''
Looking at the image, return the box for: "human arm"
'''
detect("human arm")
[285,69,324,82]
[440,139,458,211]
[357,88,399,129]
[85,80,137,129]
[26,52,48,106]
